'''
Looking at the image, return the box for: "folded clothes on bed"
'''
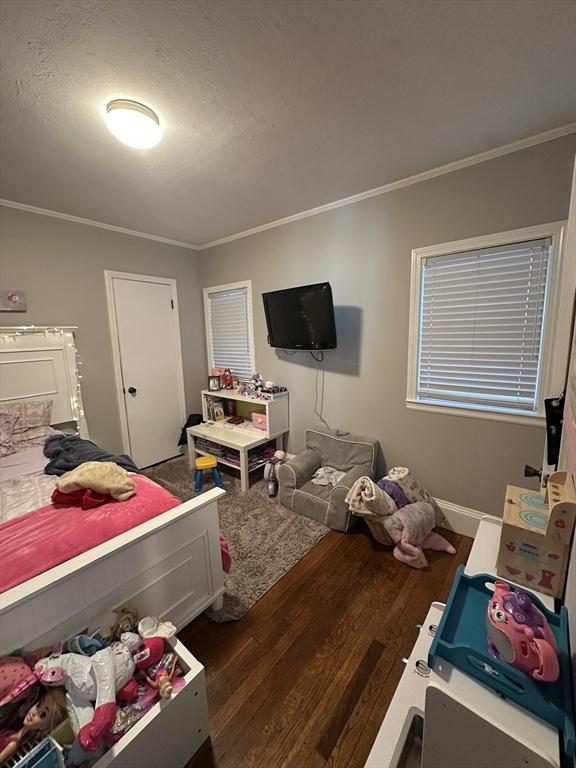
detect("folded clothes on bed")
[43,434,140,476]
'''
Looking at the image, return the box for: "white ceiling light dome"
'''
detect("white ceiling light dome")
[105,99,162,149]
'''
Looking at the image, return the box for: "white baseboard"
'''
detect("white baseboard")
[435,498,494,538]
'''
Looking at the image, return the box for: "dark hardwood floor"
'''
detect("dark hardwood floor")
[181,524,472,768]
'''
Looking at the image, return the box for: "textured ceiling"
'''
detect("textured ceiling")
[1,0,575,247]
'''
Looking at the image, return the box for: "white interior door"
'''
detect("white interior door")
[106,272,186,468]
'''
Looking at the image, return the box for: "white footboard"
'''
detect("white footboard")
[0,487,225,653]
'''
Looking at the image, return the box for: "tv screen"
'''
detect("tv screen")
[262,282,337,350]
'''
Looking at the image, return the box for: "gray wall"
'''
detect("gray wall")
[0,206,205,453]
[199,135,576,515]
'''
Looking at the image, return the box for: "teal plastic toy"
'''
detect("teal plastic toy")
[428,565,575,758]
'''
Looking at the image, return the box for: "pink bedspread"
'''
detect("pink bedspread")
[0,475,182,593]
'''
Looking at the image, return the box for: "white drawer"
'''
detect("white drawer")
[364,601,444,768]
[93,638,209,768]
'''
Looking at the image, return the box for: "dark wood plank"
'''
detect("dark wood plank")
[183,525,473,768]
[316,639,385,760]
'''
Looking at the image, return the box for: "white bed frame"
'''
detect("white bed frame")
[0,326,88,436]
[0,327,225,654]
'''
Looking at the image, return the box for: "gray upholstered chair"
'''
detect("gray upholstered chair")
[278,427,380,531]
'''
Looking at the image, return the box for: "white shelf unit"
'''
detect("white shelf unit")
[187,389,289,492]
[364,515,561,768]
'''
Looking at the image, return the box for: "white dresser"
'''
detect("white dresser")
[365,515,562,768]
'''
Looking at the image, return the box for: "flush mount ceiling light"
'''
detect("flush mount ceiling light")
[105,99,162,149]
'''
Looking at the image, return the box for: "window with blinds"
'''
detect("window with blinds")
[204,283,254,378]
[416,237,551,415]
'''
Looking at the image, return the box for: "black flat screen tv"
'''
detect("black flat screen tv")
[262,282,337,350]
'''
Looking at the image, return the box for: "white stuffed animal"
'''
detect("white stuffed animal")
[263,450,286,497]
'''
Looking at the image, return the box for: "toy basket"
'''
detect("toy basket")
[428,565,575,758]
[354,509,394,547]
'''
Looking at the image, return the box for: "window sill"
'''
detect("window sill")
[405,399,546,427]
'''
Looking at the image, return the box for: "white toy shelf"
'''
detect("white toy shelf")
[187,388,289,492]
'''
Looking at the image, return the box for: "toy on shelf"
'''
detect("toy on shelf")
[497,470,576,598]
[251,372,264,392]
[222,369,234,390]
[261,385,287,395]
[487,581,559,682]
[263,450,286,497]
[251,412,268,431]
[236,382,254,397]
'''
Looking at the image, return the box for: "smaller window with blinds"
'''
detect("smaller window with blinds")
[407,223,567,423]
[203,281,255,379]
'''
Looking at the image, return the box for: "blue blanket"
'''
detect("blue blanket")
[43,433,140,476]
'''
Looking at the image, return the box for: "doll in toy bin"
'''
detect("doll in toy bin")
[34,642,136,754]
[0,688,67,765]
[105,637,183,744]
[263,450,286,497]
[133,638,181,699]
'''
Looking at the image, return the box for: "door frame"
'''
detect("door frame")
[104,270,187,458]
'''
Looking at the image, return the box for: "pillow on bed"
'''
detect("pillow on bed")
[0,400,53,451]
[0,413,20,457]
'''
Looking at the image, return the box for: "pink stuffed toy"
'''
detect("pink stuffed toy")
[487,581,559,682]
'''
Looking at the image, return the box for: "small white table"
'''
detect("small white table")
[187,389,289,492]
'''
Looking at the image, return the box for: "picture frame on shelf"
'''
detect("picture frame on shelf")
[208,375,221,392]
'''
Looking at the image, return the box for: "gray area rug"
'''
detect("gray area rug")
[144,455,329,622]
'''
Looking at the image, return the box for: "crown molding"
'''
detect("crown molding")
[0,199,200,251]
[1,124,573,252]
[198,123,576,250]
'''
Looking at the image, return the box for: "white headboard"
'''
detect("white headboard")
[0,326,88,437]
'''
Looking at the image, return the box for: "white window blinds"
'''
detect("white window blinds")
[417,237,551,414]
[205,285,254,378]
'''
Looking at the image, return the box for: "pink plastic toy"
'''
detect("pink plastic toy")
[486,581,559,682]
